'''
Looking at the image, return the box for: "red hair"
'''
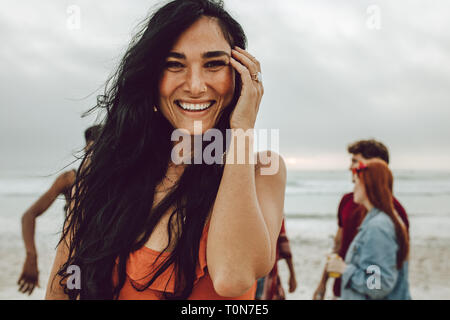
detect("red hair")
[358,159,409,269]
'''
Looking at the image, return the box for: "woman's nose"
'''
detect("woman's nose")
[183,68,207,96]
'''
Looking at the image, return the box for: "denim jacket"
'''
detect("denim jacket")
[341,207,412,300]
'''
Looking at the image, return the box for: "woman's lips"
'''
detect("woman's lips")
[175,100,216,112]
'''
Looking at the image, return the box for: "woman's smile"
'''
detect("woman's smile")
[175,100,216,112]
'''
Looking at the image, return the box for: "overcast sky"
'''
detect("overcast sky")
[1,0,449,174]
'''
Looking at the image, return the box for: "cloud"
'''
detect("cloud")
[1,0,449,173]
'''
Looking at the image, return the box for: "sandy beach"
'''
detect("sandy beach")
[1,208,449,300]
[278,226,450,300]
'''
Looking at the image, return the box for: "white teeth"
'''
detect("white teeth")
[178,101,212,111]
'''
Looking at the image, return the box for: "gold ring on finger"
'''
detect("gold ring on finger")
[251,71,262,83]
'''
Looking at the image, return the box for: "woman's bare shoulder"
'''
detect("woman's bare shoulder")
[254,150,287,183]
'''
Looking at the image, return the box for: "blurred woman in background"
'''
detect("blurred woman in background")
[326,159,411,299]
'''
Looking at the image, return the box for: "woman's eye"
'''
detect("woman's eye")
[165,61,184,70]
[205,60,227,69]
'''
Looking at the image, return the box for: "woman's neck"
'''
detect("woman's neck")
[362,199,374,212]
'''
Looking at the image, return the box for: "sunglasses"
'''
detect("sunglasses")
[351,161,368,175]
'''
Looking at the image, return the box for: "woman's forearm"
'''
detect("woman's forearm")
[207,130,273,295]
[21,210,38,256]
[286,257,296,277]
[21,189,58,256]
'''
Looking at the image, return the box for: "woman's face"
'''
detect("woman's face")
[353,174,368,205]
[158,16,235,134]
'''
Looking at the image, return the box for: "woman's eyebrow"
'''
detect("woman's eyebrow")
[202,51,230,59]
[167,52,186,59]
[167,51,230,60]
[167,51,230,59]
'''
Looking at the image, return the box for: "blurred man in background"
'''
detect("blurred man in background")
[17,125,102,295]
[255,218,297,300]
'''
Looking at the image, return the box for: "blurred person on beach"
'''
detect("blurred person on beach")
[313,139,409,300]
[17,125,102,295]
[255,218,297,300]
[45,0,286,300]
[326,159,411,299]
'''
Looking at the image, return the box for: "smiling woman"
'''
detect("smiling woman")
[158,16,236,134]
[45,0,286,300]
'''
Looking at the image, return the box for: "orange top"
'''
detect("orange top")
[115,222,256,300]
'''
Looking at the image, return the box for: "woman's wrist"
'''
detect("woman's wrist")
[229,122,255,131]
[26,251,37,258]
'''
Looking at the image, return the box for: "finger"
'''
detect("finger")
[229,57,253,88]
[19,280,28,292]
[22,282,30,294]
[23,281,33,294]
[232,49,264,100]
[231,49,259,77]
[230,57,261,113]
[28,283,36,295]
[230,54,263,105]
[234,46,261,72]
[24,283,32,295]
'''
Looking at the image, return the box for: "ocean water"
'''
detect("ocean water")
[283,170,450,241]
[1,169,449,240]
[285,170,450,215]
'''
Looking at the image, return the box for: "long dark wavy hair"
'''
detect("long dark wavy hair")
[56,0,246,299]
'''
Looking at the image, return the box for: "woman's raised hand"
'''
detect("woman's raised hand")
[229,47,264,131]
